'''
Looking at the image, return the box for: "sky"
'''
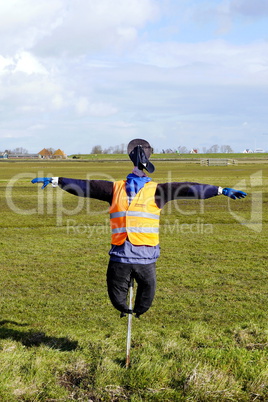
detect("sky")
[0,0,268,154]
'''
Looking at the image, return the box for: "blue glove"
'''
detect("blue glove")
[31,177,52,189]
[222,187,247,200]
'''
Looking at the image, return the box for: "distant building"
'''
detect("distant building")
[38,148,67,159]
[8,153,39,158]
[190,149,198,154]
[243,149,253,153]
[52,149,67,159]
[39,148,53,159]
[254,148,265,153]
[2,148,68,159]
[0,152,8,159]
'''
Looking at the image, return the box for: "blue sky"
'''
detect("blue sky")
[0,0,268,154]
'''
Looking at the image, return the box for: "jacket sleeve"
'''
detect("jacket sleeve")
[155,182,219,208]
[58,178,114,204]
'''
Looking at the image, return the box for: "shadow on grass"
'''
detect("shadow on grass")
[0,320,78,351]
[114,357,127,368]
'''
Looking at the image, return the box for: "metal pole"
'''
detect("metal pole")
[126,277,134,368]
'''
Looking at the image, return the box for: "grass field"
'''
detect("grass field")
[0,158,267,401]
[68,152,268,162]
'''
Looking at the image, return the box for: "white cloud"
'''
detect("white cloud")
[75,97,90,115]
[0,55,14,73]
[130,39,268,84]
[14,51,48,74]
[75,97,118,117]
[88,102,118,117]
[32,0,159,57]
[51,94,66,110]
[188,0,268,38]
[0,0,64,55]
[230,0,268,17]
[28,124,46,131]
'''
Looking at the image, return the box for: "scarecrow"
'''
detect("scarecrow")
[32,139,247,318]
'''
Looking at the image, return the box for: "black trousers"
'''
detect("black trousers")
[106,260,156,316]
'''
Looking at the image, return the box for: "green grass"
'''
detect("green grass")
[0,159,267,401]
[68,152,268,161]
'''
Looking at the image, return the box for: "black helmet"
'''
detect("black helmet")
[127,138,155,173]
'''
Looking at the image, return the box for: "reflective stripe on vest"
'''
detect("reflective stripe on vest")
[111,226,159,234]
[110,211,160,220]
[110,180,161,246]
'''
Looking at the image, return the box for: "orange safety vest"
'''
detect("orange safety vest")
[110,180,161,246]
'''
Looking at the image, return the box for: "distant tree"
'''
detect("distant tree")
[112,144,126,154]
[112,146,119,154]
[12,147,28,154]
[113,144,127,154]
[103,146,113,154]
[120,143,126,154]
[178,146,189,154]
[162,148,173,154]
[91,143,148,155]
[207,144,219,153]
[220,145,234,153]
[91,145,103,154]
[47,147,55,155]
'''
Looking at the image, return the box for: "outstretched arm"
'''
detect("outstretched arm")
[32,177,114,204]
[58,177,113,203]
[155,182,246,208]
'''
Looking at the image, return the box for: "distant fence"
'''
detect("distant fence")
[201,158,238,166]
